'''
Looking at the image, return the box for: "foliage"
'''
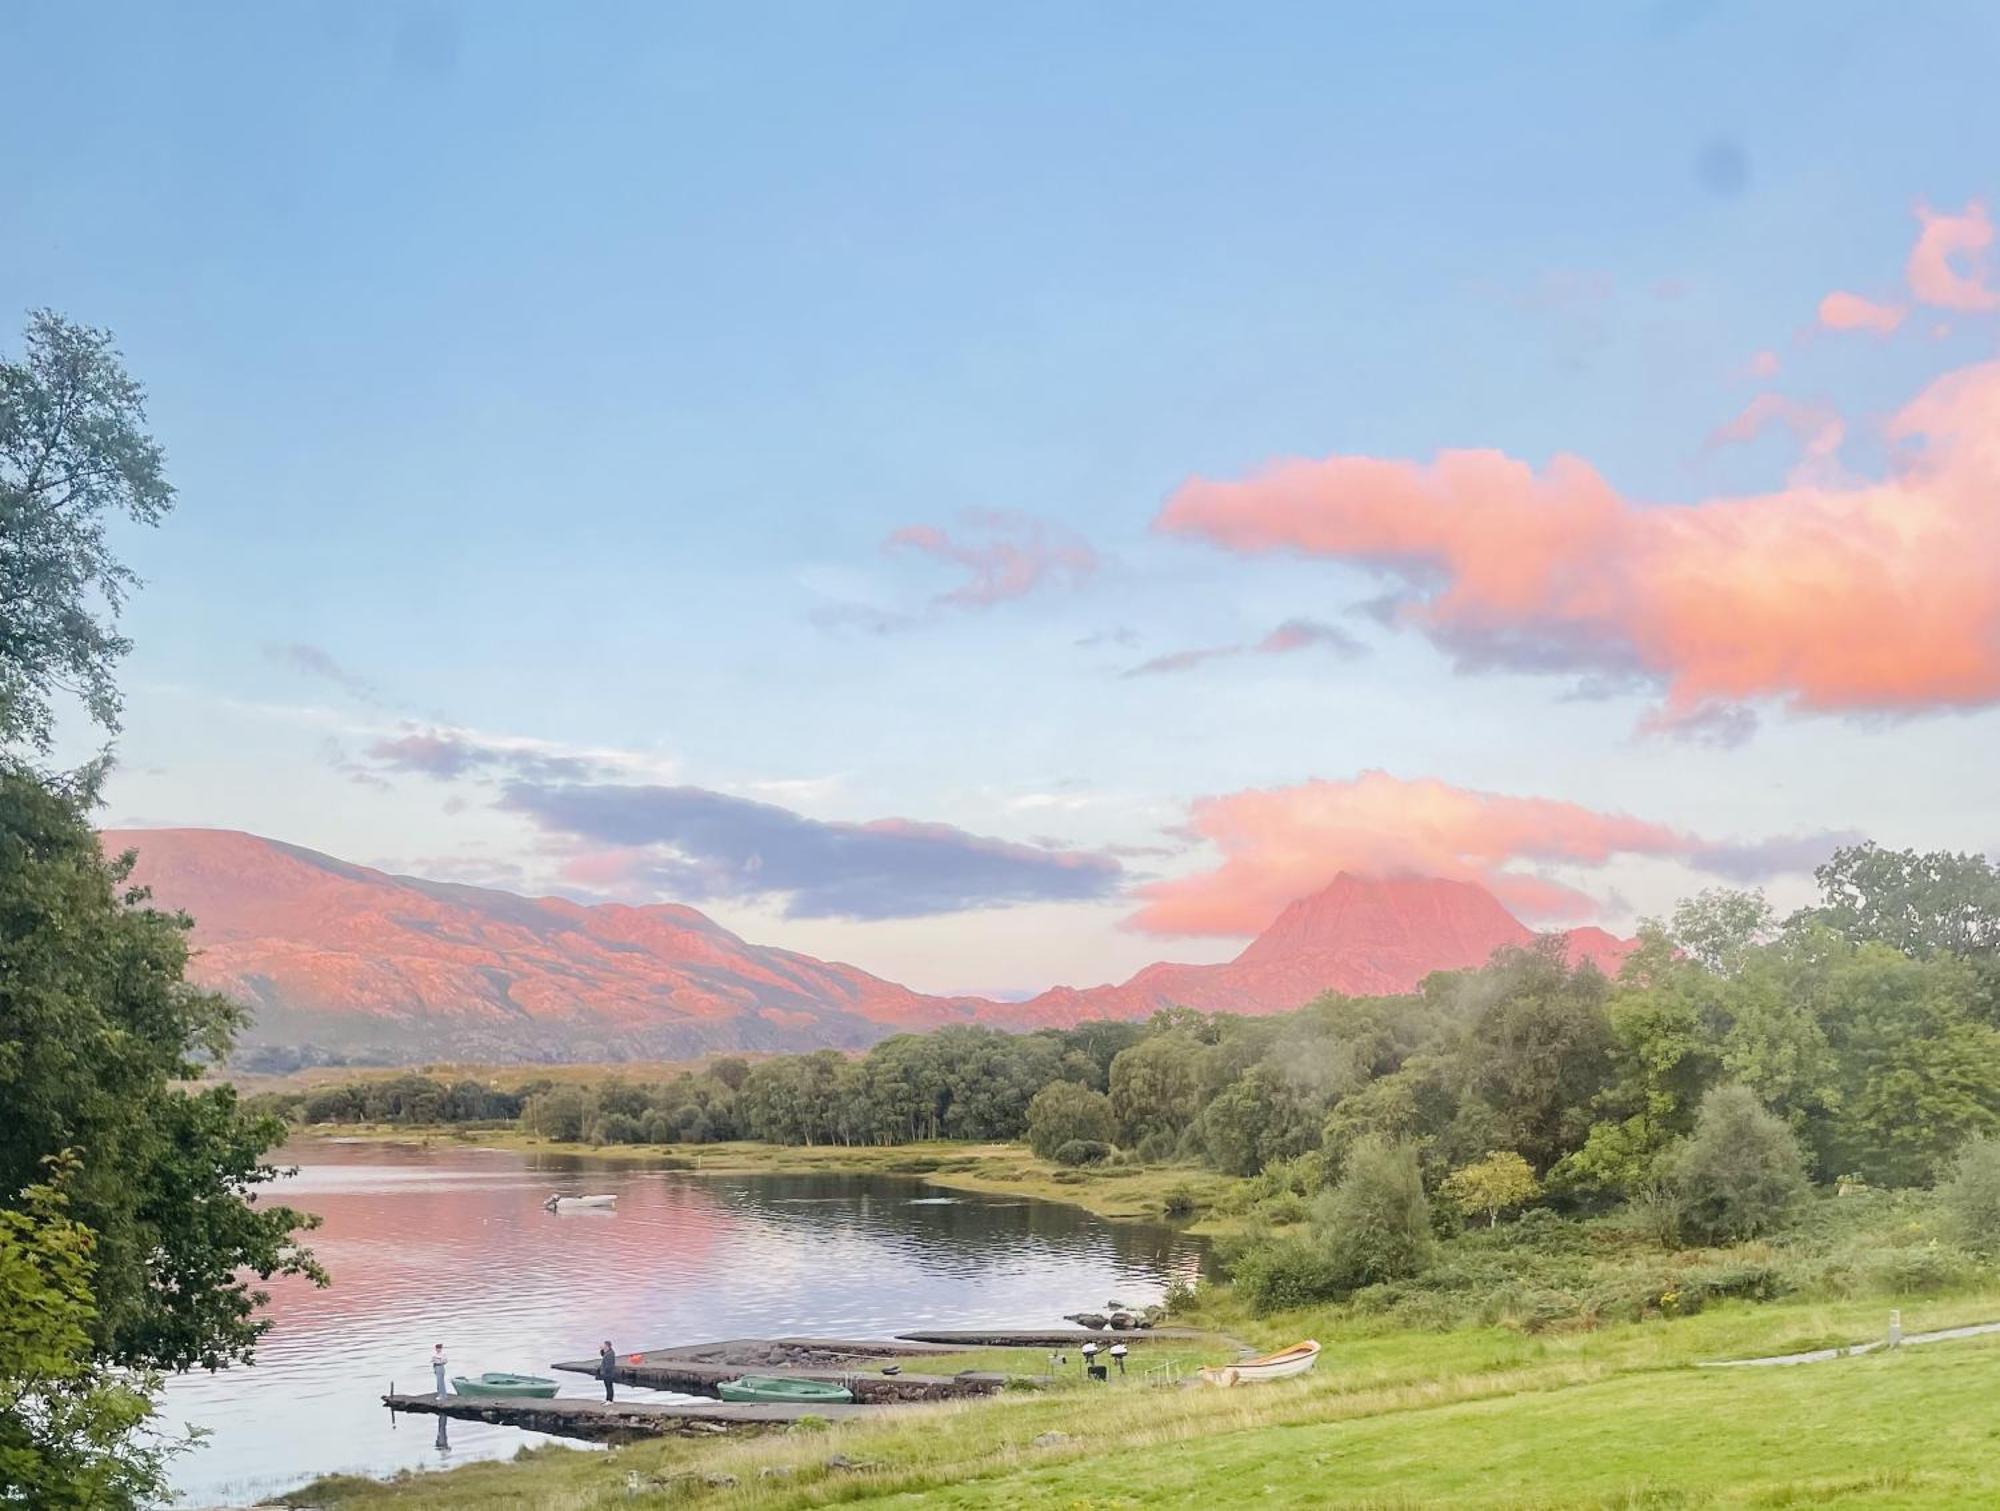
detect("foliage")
[1228,1235,1346,1315]
[1315,1137,1433,1290]
[0,1159,174,1508]
[0,762,321,1373]
[0,312,174,754]
[1024,1082,1115,1160]
[1940,1137,2000,1257]
[1796,842,2000,962]
[1441,1151,1539,1227]
[1052,1139,1111,1167]
[1668,887,1776,975]
[1671,1085,1808,1244]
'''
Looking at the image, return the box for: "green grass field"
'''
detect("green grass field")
[288,1292,2000,1509]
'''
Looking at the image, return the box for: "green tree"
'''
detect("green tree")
[1796,843,2000,962]
[1024,1082,1115,1160]
[1107,1033,1207,1151]
[0,1160,174,1508]
[1671,1085,1808,1243]
[0,312,174,754]
[1668,888,1776,976]
[1940,1137,2000,1257]
[1441,1150,1540,1226]
[1313,1137,1433,1288]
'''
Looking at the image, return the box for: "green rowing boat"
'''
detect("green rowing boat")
[716,1375,854,1405]
[451,1372,560,1399]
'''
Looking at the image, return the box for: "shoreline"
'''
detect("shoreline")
[285,1125,1246,1236]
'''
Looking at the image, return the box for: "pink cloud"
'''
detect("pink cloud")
[1123,617,1364,678]
[1908,200,1999,312]
[1128,772,1695,935]
[1817,290,1906,335]
[1708,393,1845,470]
[1155,359,2000,729]
[886,508,1097,607]
[1745,349,1782,379]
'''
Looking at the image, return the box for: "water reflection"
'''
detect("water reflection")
[161,1142,1203,1505]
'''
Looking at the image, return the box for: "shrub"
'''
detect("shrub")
[1315,1137,1433,1289]
[1940,1136,2000,1256]
[1025,1083,1117,1160]
[1162,1184,1201,1219]
[1230,1236,1346,1315]
[1672,1085,1808,1244]
[1052,1138,1111,1167]
[1441,1151,1540,1227]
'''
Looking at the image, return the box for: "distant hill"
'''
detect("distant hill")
[101,829,1633,1062]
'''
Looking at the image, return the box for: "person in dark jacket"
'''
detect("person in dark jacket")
[599,1340,617,1402]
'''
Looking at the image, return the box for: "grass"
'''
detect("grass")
[287,1290,2000,1509]
[288,1127,1244,1233]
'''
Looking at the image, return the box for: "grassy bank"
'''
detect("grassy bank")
[288,1290,2000,1508]
[291,1126,1245,1234]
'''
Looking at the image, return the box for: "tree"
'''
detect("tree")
[0,312,174,754]
[1024,1083,1115,1160]
[1671,1085,1808,1243]
[1796,843,2000,962]
[1940,1138,2000,1257]
[1107,1033,1207,1151]
[1442,1151,1540,1226]
[0,1160,174,1508]
[1313,1137,1433,1288]
[1669,888,1776,976]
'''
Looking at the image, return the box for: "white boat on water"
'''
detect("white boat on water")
[542,1193,618,1212]
[1199,1339,1320,1386]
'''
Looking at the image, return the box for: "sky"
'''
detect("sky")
[6,1,2000,997]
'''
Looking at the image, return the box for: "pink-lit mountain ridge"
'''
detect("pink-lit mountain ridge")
[103,829,1634,1062]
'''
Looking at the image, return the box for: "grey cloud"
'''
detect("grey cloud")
[268,642,382,704]
[367,729,601,783]
[501,781,1123,920]
[1692,829,1866,883]
[1122,616,1366,678]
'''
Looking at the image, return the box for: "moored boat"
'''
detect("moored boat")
[451,1372,560,1398]
[716,1374,855,1404]
[542,1193,617,1211]
[1198,1339,1320,1386]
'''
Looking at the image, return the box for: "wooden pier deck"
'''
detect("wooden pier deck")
[553,1336,1005,1403]
[383,1391,881,1443]
[894,1326,1210,1348]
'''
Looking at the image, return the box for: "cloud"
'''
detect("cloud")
[1155,357,2000,732]
[501,782,1124,920]
[354,723,678,785]
[1744,349,1782,380]
[1128,771,1858,938]
[1707,393,1845,470]
[1129,771,1697,935]
[1817,290,1905,335]
[267,642,382,704]
[1122,617,1365,678]
[1908,200,1999,312]
[885,509,1098,607]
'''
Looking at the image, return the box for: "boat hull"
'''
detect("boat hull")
[452,1373,561,1399]
[1200,1340,1320,1387]
[716,1375,855,1405]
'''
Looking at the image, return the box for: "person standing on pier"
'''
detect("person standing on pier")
[431,1342,448,1397]
[599,1340,618,1402]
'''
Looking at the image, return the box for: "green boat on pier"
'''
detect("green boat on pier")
[715,1375,855,1404]
[452,1372,560,1399]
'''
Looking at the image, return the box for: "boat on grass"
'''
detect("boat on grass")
[452,1372,560,1398]
[716,1375,855,1404]
[1199,1339,1320,1386]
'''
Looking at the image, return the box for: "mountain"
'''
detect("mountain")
[101,829,1635,1062]
[100,829,988,1062]
[1005,873,1635,1025]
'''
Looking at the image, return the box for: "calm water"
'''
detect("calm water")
[160,1142,1204,1506]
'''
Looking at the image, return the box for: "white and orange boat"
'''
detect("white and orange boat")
[1199,1339,1320,1386]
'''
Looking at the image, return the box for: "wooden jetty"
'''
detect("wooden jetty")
[382,1391,879,1443]
[552,1336,1008,1404]
[894,1326,1209,1348]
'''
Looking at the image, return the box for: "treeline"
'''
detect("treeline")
[274,844,2000,1211]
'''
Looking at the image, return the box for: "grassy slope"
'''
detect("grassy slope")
[293,1292,2000,1509]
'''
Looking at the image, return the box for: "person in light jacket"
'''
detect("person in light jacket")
[599,1340,618,1402]
[431,1343,448,1397]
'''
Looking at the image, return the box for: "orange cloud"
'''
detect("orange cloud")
[1817,290,1906,334]
[1155,360,2000,729]
[886,508,1098,607]
[1908,200,1999,312]
[1129,772,1694,934]
[1707,393,1844,471]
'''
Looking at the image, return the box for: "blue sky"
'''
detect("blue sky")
[8,2,2000,994]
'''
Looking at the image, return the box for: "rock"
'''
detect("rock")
[704,1474,737,1488]
[760,1465,797,1480]
[1033,1431,1073,1448]
[824,1453,881,1472]
[1064,1312,1108,1330]
[1107,1312,1135,1331]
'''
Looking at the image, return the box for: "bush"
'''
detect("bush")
[1315,1137,1433,1289]
[1162,1184,1201,1219]
[1025,1083,1116,1160]
[1052,1138,1111,1167]
[1672,1085,1808,1244]
[1230,1236,1346,1315]
[1940,1137,2000,1256]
